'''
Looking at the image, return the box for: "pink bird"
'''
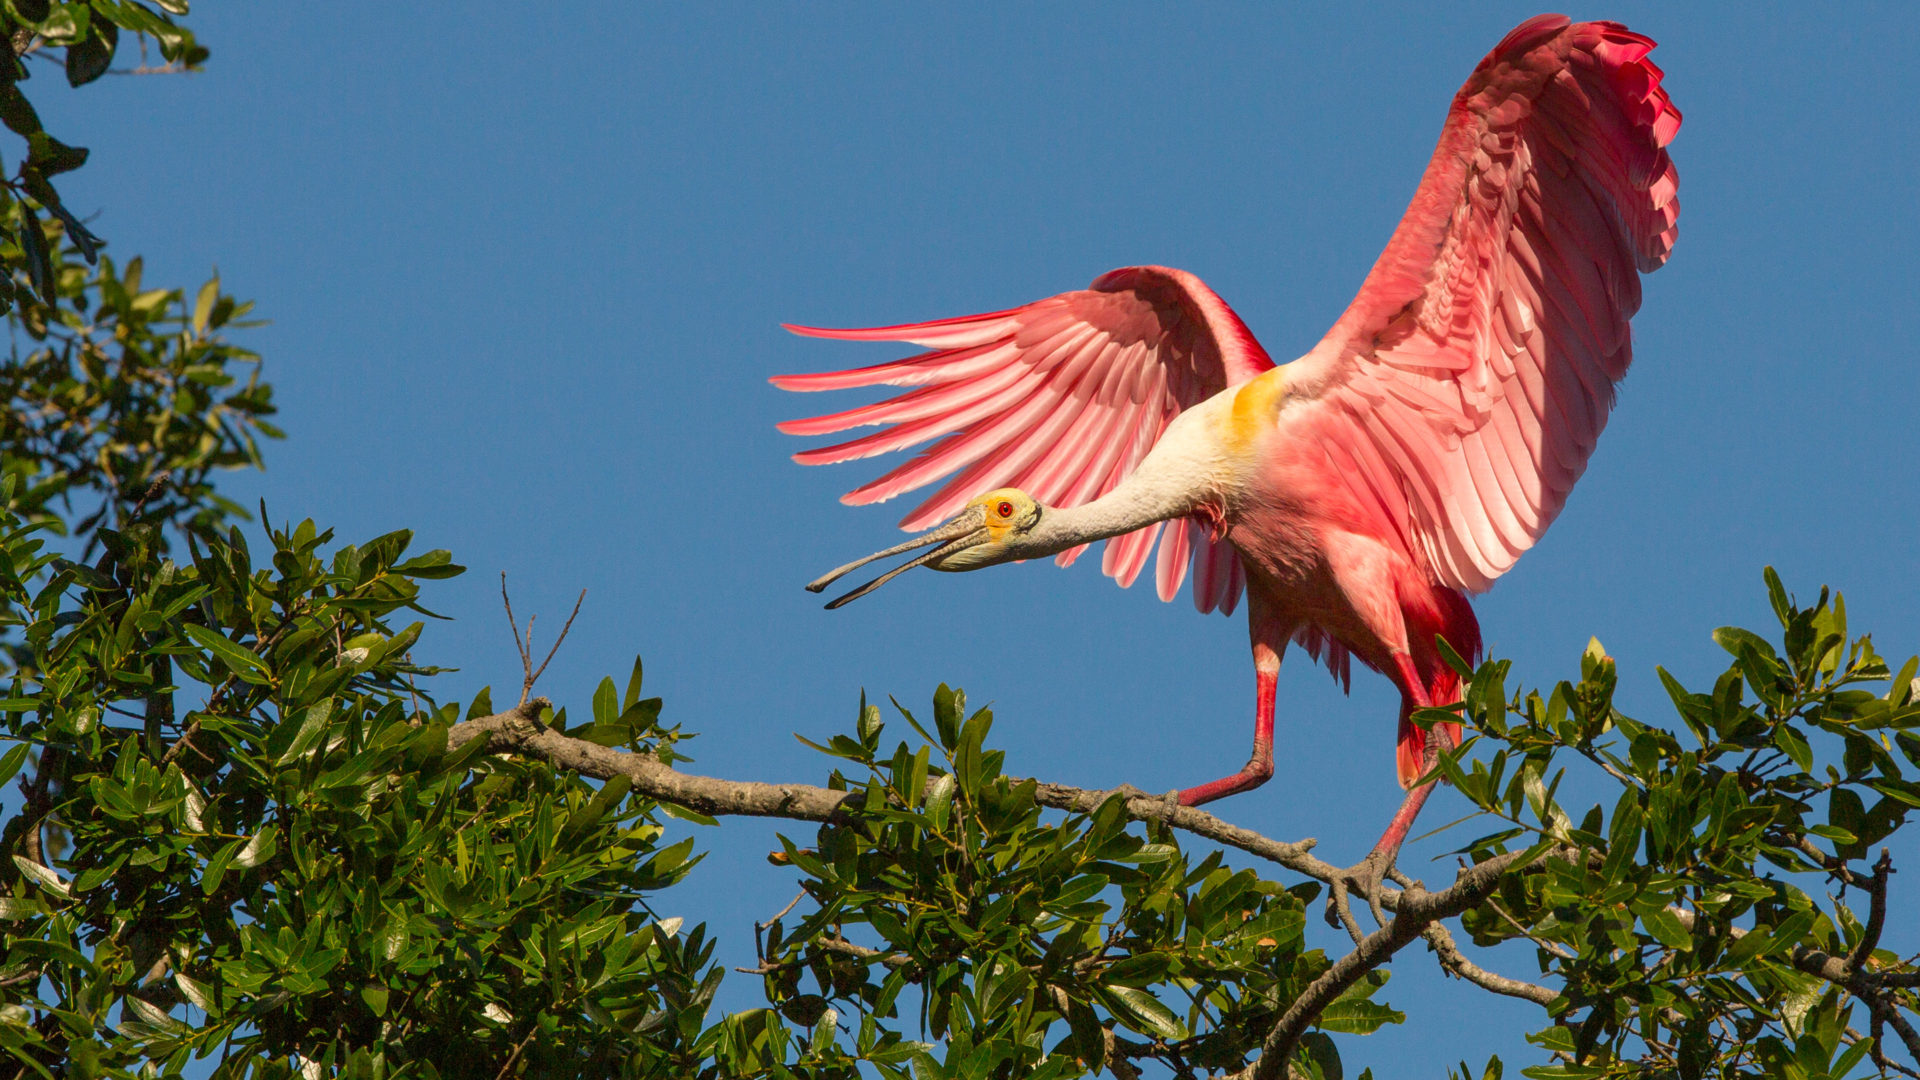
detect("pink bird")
[776,15,1679,899]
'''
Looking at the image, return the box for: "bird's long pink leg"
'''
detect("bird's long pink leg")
[1366,652,1447,864]
[1177,621,1284,807]
[1326,650,1452,932]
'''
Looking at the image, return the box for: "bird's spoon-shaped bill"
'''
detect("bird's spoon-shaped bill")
[807,506,989,608]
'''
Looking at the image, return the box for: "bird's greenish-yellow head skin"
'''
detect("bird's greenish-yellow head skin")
[805,487,1042,608]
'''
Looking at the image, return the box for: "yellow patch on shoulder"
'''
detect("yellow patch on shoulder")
[1222,368,1286,457]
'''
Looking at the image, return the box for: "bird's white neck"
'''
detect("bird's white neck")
[1020,402,1236,557]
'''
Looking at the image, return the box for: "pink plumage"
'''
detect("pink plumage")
[779,265,1272,601]
[777,17,1678,881]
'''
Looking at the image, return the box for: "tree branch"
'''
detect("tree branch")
[446,701,1350,881]
[1240,851,1535,1080]
[1420,922,1560,1006]
[1847,849,1894,973]
[1668,897,1920,1066]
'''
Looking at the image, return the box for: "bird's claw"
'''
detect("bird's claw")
[1324,849,1396,942]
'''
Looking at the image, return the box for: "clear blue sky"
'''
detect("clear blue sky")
[35,3,1920,1071]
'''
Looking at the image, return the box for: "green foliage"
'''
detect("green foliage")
[0,485,729,1077]
[0,2,205,315]
[0,248,276,557]
[1438,571,1920,1078]
[0,2,270,678]
[765,686,1371,1078]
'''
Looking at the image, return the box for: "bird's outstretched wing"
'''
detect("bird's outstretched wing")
[775,265,1272,613]
[1284,15,1681,593]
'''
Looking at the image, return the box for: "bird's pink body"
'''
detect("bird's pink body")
[777,16,1679,857]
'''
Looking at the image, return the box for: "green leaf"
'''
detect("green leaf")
[0,743,28,789]
[1773,723,1814,774]
[64,20,116,87]
[182,623,270,683]
[0,897,46,920]
[232,824,278,868]
[1712,625,1779,663]
[174,971,217,1015]
[11,855,68,898]
[593,675,618,725]
[622,654,646,710]
[1317,997,1406,1035]
[192,275,219,335]
[200,836,245,895]
[659,802,718,827]
[1828,787,1869,858]
[35,3,82,42]
[1098,985,1186,1040]
[1299,1031,1344,1080]
[925,772,956,832]
[17,202,55,304]
[1064,996,1107,1071]
[273,700,333,766]
[1641,907,1692,949]
[932,683,961,749]
[1763,566,1792,625]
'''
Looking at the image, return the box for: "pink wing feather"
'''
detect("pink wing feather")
[775,265,1272,612]
[1285,15,1681,593]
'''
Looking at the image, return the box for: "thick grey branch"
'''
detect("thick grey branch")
[1239,850,1536,1080]
[448,702,1353,885]
[448,699,857,822]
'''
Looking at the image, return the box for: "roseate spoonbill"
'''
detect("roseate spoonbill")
[775,15,1679,900]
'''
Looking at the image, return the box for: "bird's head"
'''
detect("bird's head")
[807,488,1044,608]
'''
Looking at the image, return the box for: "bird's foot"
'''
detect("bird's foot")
[1323,848,1397,943]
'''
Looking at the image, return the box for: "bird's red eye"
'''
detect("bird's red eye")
[997,500,1015,518]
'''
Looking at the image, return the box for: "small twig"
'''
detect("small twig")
[1421,922,1560,1006]
[17,747,57,868]
[499,575,586,704]
[107,63,193,76]
[1856,1028,1920,1080]
[502,574,531,690]
[752,891,806,964]
[1869,999,1920,1075]
[1487,897,1575,960]
[761,891,805,930]
[1846,848,1894,973]
[156,719,208,768]
[734,934,907,975]
[405,670,424,726]
[1793,834,1867,888]
[526,591,585,701]
[125,470,172,524]
[492,1026,539,1080]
